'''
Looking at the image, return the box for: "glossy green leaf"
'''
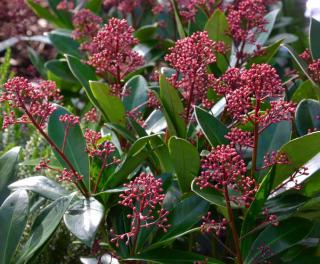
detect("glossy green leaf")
[48,105,90,188]
[205,9,232,72]
[194,106,228,146]
[49,30,81,58]
[295,99,320,135]
[0,190,29,264]
[257,121,291,170]
[0,147,20,203]
[191,180,226,207]
[246,40,282,67]
[128,249,223,264]
[64,197,104,246]
[85,0,103,13]
[170,0,186,39]
[291,80,319,103]
[272,132,320,189]
[17,194,74,264]
[134,24,157,42]
[241,167,276,257]
[123,75,148,112]
[168,137,200,193]
[8,176,69,200]
[309,17,320,60]
[45,59,78,83]
[66,55,99,106]
[245,218,313,264]
[47,0,73,28]
[159,74,186,138]
[89,81,126,125]
[152,196,209,247]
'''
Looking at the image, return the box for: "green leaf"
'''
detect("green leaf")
[151,195,209,248]
[0,147,20,204]
[8,176,69,200]
[272,132,320,189]
[245,218,313,264]
[89,81,126,125]
[64,197,104,246]
[295,99,320,136]
[205,9,232,72]
[168,137,200,193]
[47,0,73,28]
[66,55,99,106]
[128,249,223,264]
[194,106,228,146]
[26,0,62,27]
[241,167,276,257]
[291,80,319,103]
[170,0,186,39]
[48,105,90,189]
[134,24,157,42]
[159,74,186,138]
[309,18,320,60]
[45,59,78,83]
[17,194,74,264]
[0,190,29,264]
[123,75,148,112]
[49,30,82,58]
[246,40,282,67]
[85,0,103,13]
[191,179,226,207]
[257,121,291,170]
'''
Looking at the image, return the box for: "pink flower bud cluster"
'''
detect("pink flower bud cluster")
[196,145,257,207]
[262,151,289,168]
[84,129,117,159]
[58,168,83,182]
[299,49,320,83]
[72,9,102,52]
[226,0,268,45]
[215,64,294,123]
[57,0,75,10]
[225,128,253,148]
[83,108,99,123]
[111,172,170,246]
[165,31,216,107]
[59,114,80,125]
[262,208,279,227]
[200,212,227,236]
[1,77,62,129]
[87,18,144,89]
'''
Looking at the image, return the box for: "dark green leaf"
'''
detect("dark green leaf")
[85,0,103,13]
[8,176,69,200]
[45,59,78,83]
[151,195,209,248]
[123,75,148,112]
[17,194,74,264]
[245,218,313,264]
[48,105,90,189]
[134,24,157,42]
[0,147,20,204]
[309,18,320,60]
[159,74,186,138]
[295,99,320,136]
[64,197,104,246]
[168,137,200,193]
[28,47,47,78]
[66,55,99,107]
[191,180,226,207]
[194,106,228,146]
[291,80,319,103]
[170,0,186,39]
[0,190,29,264]
[49,30,81,58]
[89,81,126,125]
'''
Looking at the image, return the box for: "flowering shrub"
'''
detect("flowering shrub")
[1,1,320,264]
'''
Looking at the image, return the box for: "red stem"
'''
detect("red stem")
[93,154,108,193]
[251,99,261,178]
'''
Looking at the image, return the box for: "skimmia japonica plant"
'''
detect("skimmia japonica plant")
[1,0,320,264]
